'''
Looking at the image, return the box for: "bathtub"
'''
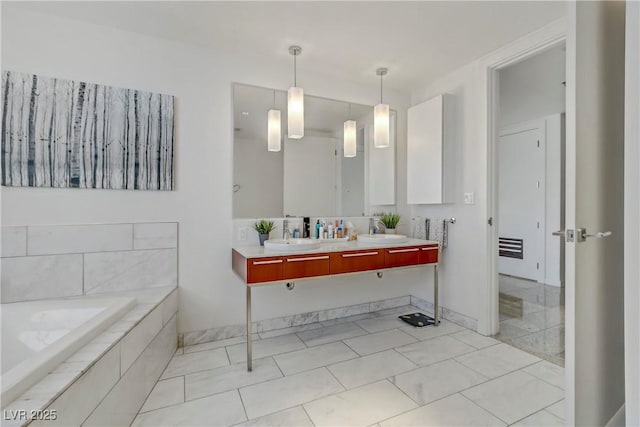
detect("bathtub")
[1,296,136,406]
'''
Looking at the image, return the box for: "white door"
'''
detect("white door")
[565,2,626,424]
[283,136,337,216]
[498,127,544,281]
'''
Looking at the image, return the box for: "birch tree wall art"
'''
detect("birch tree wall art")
[1,71,174,190]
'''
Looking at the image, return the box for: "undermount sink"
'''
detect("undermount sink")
[263,239,321,252]
[357,234,409,245]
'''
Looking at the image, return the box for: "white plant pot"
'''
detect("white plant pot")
[385,228,396,234]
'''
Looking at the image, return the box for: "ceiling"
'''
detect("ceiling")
[6,1,565,93]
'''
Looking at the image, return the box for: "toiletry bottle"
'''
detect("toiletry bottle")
[337,220,343,238]
[319,222,325,239]
[303,217,310,238]
[328,223,334,239]
[315,220,321,239]
[293,228,300,238]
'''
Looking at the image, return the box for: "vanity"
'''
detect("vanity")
[232,238,440,371]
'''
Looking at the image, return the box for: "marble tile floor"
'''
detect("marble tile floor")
[496,275,565,366]
[132,305,564,426]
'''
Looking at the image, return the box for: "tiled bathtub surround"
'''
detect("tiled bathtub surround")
[0,222,178,303]
[182,295,476,347]
[2,287,178,427]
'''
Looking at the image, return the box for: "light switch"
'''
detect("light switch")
[464,192,475,205]
[238,226,247,241]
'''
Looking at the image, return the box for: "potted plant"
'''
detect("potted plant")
[379,213,400,234]
[253,219,276,246]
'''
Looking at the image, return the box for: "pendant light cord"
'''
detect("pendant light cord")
[272,89,276,108]
[380,73,383,104]
[293,54,297,87]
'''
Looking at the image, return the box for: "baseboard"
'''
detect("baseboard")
[180,294,478,347]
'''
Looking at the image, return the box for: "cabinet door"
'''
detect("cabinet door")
[247,257,283,283]
[283,254,330,280]
[384,247,421,268]
[330,249,385,274]
[407,94,455,204]
[418,246,439,264]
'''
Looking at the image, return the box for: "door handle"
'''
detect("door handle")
[553,228,611,243]
[580,229,612,240]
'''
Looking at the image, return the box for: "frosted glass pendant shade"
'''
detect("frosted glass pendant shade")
[344,120,357,158]
[374,103,390,148]
[267,109,281,152]
[288,86,304,139]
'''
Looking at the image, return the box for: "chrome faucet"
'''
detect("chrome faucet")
[369,217,380,235]
[283,220,291,240]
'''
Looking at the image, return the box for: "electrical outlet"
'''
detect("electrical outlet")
[464,192,475,205]
[238,226,247,241]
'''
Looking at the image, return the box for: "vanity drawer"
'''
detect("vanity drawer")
[384,246,421,268]
[419,245,439,264]
[246,257,284,283]
[283,254,330,280]
[330,250,385,274]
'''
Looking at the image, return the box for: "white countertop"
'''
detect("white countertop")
[233,238,439,259]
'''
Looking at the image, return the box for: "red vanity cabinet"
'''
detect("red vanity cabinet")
[282,254,331,280]
[329,249,385,274]
[419,245,439,264]
[233,242,439,285]
[246,256,283,283]
[384,246,422,268]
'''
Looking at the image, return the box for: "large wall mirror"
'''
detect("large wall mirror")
[233,83,396,219]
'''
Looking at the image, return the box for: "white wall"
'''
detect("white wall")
[0,6,416,335]
[409,20,567,331]
[233,137,283,218]
[408,63,488,322]
[499,44,565,127]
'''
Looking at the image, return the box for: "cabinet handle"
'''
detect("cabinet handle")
[342,251,379,258]
[252,259,283,265]
[286,255,330,262]
[388,248,419,254]
[421,247,438,251]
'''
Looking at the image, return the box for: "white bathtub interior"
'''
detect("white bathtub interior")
[1,296,136,406]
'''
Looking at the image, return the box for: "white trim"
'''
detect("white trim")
[625,2,640,425]
[478,18,566,336]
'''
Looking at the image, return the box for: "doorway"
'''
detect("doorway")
[492,45,566,366]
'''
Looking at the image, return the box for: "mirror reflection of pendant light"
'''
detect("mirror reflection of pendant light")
[344,103,356,158]
[288,45,304,139]
[374,68,390,148]
[267,90,281,152]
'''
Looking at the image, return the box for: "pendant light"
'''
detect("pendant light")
[374,68,390,148]
[267,90,281,152]
[344,103,356,158]
[288,45,304,139]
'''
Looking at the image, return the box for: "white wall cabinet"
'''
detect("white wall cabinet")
[407,94,455,204]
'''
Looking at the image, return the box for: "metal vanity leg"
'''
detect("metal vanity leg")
[433,264,439,327]
[246,285,252,372]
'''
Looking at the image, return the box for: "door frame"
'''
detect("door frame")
[478,19,566,336]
